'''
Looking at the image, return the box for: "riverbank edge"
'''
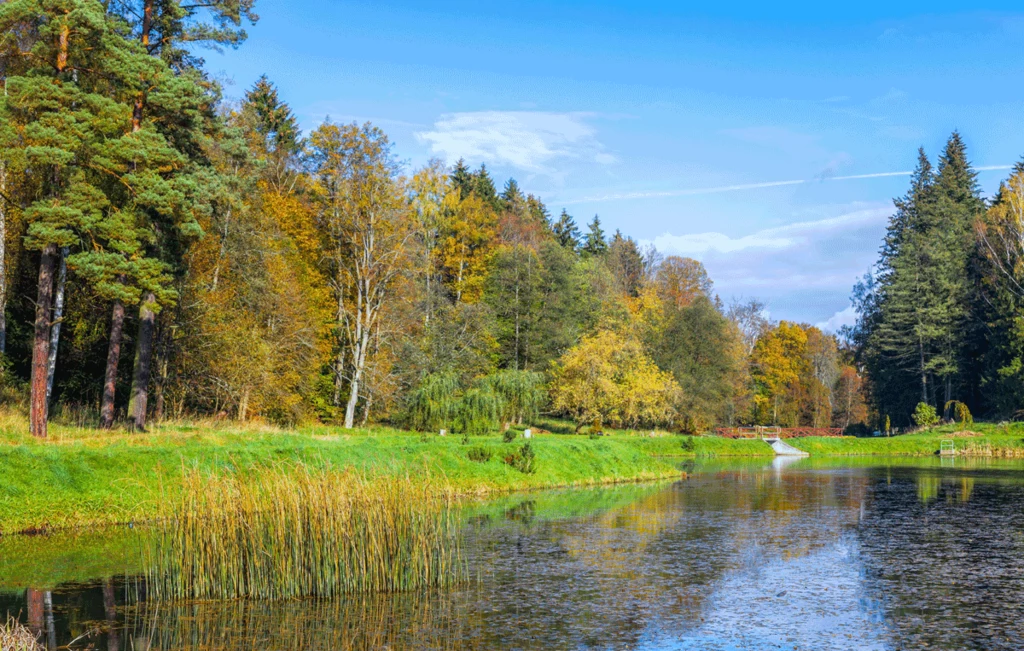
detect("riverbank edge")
[1,421,1023,535]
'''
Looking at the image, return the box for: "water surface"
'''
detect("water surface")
[4,456,1024,650]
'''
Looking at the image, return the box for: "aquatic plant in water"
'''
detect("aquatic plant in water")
[147,467,463,600]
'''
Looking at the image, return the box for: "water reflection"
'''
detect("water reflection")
[4,459,1024,649]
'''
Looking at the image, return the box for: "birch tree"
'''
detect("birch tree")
[310,122,410,428]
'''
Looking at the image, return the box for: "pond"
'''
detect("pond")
[3,456,1024,650]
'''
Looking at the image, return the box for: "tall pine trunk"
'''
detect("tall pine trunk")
[45,247,69,406]
[128,292,156,430]
[100,299,126,428]
[30,245,58,438]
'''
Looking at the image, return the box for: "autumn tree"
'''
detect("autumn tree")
[750,322,809,426]
[310,122,410,428]
[655,256,712,309]
[549,329,679,431]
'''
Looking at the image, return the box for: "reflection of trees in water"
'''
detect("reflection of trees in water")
[457,470,867,649]
[3,468,875,651]
[119,594,477,651]
[856,469,1024,650]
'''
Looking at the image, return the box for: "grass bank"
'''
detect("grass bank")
[785,422,1024,457]
[4,412,1024,535]
[0,414,770,534]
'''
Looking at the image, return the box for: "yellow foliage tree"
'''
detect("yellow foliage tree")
[750,321,809,426]
[549,329,680,431]
[654,256,712,309]
[439,194,496,303]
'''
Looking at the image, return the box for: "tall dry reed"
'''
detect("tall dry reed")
[0,617,42,651]
[147,467,462,600]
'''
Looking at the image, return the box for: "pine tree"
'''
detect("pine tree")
[500,178,526,215]
[241,75,302,191]
[107,0,255,430]
[0,0,179,436]
[855,134,983,424]
[582,215,607,256]
[471,164,500,212]
[552,209,580,251]
[450,159,473,199]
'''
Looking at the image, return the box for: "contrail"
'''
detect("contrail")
[560,165,1015,205]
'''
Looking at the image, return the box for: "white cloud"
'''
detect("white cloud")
[646,205,894,325]
[651,207,890,258]
[816,305,858,332]
[416,111,613,172]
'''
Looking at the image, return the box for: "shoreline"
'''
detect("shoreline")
[2,418,1023,535]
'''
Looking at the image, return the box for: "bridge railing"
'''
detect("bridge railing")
[714,426,843,439]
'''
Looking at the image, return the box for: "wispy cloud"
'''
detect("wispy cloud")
[651,208,890,258]
[649,205,894,324]
[416,111,613,172]
[562,166,1014,205]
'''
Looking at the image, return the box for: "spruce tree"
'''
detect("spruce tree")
[856,134,984,424]
[241,75,302,191]
[552,209,580,251]
[450,159,473,199]
[582,215,607,256]
[500,178,526,215]
[472,164,500,211]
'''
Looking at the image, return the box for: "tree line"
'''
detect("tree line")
[850,132,1024,427]
[1,1,873,436]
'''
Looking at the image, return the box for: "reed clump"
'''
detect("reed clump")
[147,467,462,600]
[0,617,42,651]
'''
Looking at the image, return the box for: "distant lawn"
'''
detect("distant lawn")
[787,421,1024,457]
[3,411,1023,534]
[0,412,772,534]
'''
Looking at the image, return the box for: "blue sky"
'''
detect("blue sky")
[203,1,1024,329]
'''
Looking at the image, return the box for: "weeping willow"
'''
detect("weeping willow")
[456,386,505,435]
[944,400,973,425]
[407,370,544,435]
[478,370,546,425]
[407,373,460,431]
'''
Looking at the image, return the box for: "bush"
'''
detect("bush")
[680,435,695,452]
[912,402,940,427]
[503,442,536,474]
[502,429,517,443]
[467,446,492,463]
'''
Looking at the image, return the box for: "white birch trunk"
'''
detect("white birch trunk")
[45,247,69,405]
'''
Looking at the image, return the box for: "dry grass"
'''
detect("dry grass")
[146,466,463,600]
[0,617,42,651]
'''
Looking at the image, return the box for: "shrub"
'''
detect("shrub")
[680,435,695,452]
[503,442,536,474]
[502,429,517,443]
[912,402,940,427]
[467,446,492,463]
